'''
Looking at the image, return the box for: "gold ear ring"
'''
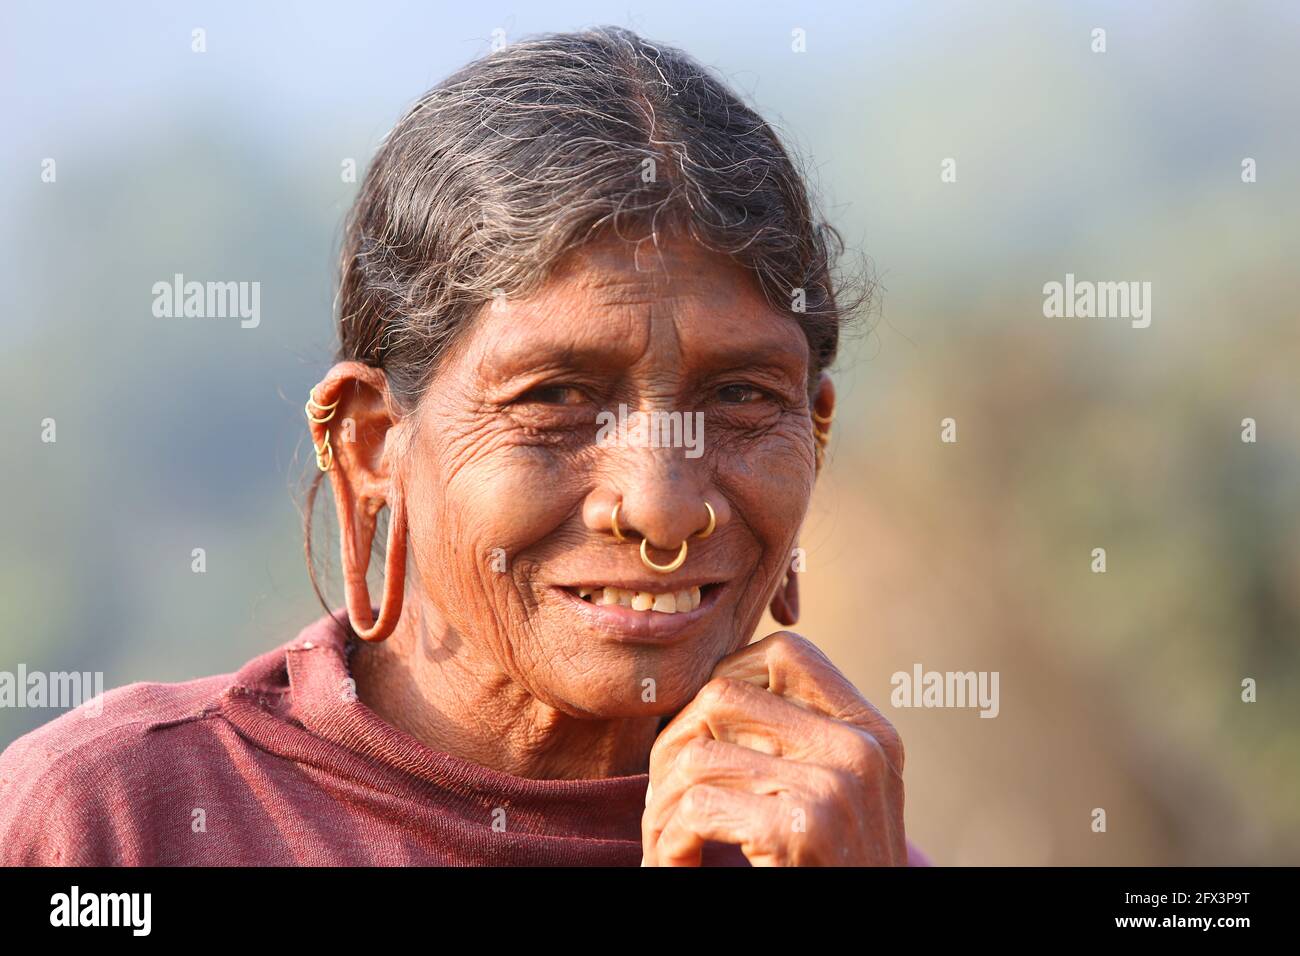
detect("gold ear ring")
[314,430,333,472]
[306,387,339,424]
[812,406,833,445]
[813,423,828,471]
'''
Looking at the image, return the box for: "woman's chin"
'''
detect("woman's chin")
[530,648,724,719]
[550,682,710,721]
[524,581,754,716]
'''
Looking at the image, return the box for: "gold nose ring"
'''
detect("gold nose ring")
[613,501,717,573]
[696,501,716,539]
[640,538,688,574]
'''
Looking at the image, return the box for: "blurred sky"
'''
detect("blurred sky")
[1,0,1297,863]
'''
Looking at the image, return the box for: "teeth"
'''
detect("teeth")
[577,585,703,613]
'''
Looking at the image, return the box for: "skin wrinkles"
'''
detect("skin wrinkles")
[347,237,808,762]
[326,233,907,864]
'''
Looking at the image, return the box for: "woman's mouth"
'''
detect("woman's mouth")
[572,584,705,614]
[551,582,724,642]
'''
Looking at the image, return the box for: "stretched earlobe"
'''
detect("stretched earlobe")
[311,364,407,643]
[340,485,408,643]
[769,570,800,626]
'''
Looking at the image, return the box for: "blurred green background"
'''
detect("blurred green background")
[1,0,1296,863]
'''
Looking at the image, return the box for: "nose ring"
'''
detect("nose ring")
[640,538,689,574]
[696,501,716,539]
[611,501,717,573]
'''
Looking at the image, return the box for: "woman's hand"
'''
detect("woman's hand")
[641,630,906,866]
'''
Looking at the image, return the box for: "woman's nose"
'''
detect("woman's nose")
[583,485,729,550]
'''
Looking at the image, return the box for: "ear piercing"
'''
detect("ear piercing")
[307,387,337,471]
[306,387,338,423]
[314,431,333,472]
[812,409,833,468]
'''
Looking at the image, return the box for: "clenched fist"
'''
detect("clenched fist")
[642,630,907,866]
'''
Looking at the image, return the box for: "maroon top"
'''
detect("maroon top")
[0,612,930,866]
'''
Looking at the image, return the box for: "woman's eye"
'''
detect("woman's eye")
[516,384,587,406]
[717,384,766,404]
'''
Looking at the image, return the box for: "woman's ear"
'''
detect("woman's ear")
[812,371,836,474]
[769,568,800,626]
[813,371,836,427]
[307,361,408,641]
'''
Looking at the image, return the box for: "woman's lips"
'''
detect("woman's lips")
[550,582,724,643]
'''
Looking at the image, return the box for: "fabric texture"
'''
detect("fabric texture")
[0,611,931,866]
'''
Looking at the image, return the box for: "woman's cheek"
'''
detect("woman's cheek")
[434,445,586,622]
[717,426,815,528]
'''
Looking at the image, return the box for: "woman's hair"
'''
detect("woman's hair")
[336,24,862,404]
[308,25,867,620]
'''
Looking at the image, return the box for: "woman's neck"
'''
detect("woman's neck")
[348,600,661,780]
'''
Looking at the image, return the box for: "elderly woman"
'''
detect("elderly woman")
[0,26,923,867]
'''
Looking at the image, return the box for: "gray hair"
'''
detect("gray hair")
[335,25,866,405]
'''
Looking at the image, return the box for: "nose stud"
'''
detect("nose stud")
[610,501,717,573]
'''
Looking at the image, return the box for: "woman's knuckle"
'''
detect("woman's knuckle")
[679,784,712,819]
[678,736,713,772]
[842,728,886,778]
[767,630,809,663]
[697,676,741,709]
[873,720,904,769]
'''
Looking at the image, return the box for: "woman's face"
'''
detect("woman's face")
[401,236,819,718]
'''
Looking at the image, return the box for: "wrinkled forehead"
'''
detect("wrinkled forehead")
[458,236,811,382]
